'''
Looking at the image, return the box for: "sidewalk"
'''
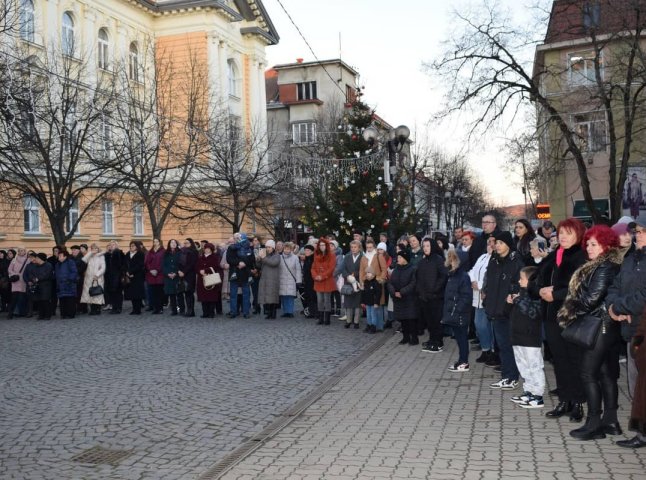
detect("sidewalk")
[220,335,646,480]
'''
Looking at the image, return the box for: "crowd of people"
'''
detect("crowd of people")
[1,213,646,449]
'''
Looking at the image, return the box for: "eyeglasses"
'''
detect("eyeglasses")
[636,229,645,235]
[482,221,495,224]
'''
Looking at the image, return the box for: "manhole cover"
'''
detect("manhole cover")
[71,446,133,466]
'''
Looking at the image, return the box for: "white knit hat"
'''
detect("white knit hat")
[265,239,276,249]
[377,242,388,251]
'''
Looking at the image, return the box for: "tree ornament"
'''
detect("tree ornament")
[369,207,376,213]
[383,202,388,208]
[362,198,368,205]
[383,220,389,227]
[316,206,320,210]
[351,134,357,140]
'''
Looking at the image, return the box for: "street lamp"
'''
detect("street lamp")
[362,124,410,244]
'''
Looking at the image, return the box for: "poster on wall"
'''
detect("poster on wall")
[623,166,646,223]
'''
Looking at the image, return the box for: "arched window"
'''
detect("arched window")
[62,12,75,56]
[227,59,238,97]
[20,0,35,42]
[97,28,109,70]
[129,42,139,81]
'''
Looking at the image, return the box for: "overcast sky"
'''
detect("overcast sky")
[263,0,543,206]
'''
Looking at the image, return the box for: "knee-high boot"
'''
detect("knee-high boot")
[570,382,604,440]
[324,311,331,325]
[184,294,195,317]
[600,375,621,433]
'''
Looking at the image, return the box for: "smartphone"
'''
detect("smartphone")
[537,240,546,252]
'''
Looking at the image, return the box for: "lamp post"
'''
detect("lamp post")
[362,124,410,245]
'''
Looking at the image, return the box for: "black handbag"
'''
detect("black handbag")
[8,274,19,283]
[176,279,187,294]
[561,314,603,349]
[340,284,354,296]
[88,280,104,297]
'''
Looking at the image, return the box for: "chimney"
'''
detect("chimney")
[296,58,303,64]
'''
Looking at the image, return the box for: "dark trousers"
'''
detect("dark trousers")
[36,300,51,319]
[168,294,178,313]
[401,317,418,342]
[59,297,76,318]
[545,319,585,402]
[251,277,260,311]
[491,316,520,381]
[453,325,470,364]
[8,292,26,316]
[181,292,195,314]
[150,284,164,313]
[331,291,341,313]
[201,301,216,318]
[110,290,123,312]
[306,287,318,316]
[131,298,143,314]
[420,298,444,345]
[580,322,621,421]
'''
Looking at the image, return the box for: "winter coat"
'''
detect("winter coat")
[409,248,423,267]
[55,258,78,298]
[179,247,198,293]
[257,252,280,304]
[104,249,125,293]
[441,268,472,327]
[81,251,106,305]
[470,227,501,267]
[226,240,256,282]
[124,251,146,300]
[469,252,491,308]
[312,239,337,293]
[196,252,223,302]
[72,252,86,295]
[279,252,302,297]
[510,289,543,347]
[482,251,524,319]
[529,245,587,326]
[359,251,387,306]
[606,246,646,341]
[337,251,363,309]
[145,248,165,286]
[388,263,417,320]
[515,233,536,267]
[628,311,646,435]
[28,262,54,302]
[163,249,181,295]
[415,253,447,302]
[303,255,315,290]
[8,255,28,293]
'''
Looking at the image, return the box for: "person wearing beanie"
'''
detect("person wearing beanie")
[264,239,276,250]
[612,222,635,254]
[417,237,449,353]
[388,247,418,345]
[312,237,337,325]
[258,240,280,319]
[483,230,525,390]
[302,244,317,319]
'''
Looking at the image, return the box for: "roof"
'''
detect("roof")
[132,0,279,45]
[272,58,358,76]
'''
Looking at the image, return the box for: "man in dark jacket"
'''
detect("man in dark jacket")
[483,231,524,390]
[302,244,317,318]
[470,214,501,268]
[29,253,54,320]
[70,245,87,314]
[226,232,256,318]
[606,219,646,448]
[417,238,448,353]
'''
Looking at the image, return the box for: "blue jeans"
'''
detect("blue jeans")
[366,305,384,330]
[453,325,470,364]
[280,295,295,314]
[475,308,494,351]
[491,316,519,381]
[229,280,250,316]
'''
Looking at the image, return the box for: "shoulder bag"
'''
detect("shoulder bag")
[9,258,28,283]
[561,313,603,349]
[89,279,104,297]
[203,267,222,290]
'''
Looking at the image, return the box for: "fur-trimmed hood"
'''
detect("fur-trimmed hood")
[558,247,626,326]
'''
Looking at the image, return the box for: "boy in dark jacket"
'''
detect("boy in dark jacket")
[509,266,545,408]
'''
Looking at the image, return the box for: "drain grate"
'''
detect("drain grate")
[71,446,133,466]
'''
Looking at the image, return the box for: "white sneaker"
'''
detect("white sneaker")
[519,395,544,408]
[338,315,347,321]
[447,362,469,372]
[490,378,519,390]
[510,391,533,404]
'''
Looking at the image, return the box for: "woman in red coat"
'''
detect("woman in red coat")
[196,243,223,318]
[312,237,337,325]
[145,238,165,314]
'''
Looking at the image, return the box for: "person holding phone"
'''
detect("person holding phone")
[529,237,549,265]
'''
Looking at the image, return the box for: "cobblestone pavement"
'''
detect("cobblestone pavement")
[222,337,646,480]
[0,310,379,480]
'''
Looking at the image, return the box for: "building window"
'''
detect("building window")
[20,0,35,42]
[96,112,111,158]
[102,200,114,234]
[227,59,238,97]
[62,12,75,57]
[568,50,602,85]
[133,202,144,235]
[129,42,139,82]
[297,81,317,101]
[66,198,79,234]
[583,2,601,29]
[292,122,317,145]
[98,28,109,70]
[23,195,40,233]
[573,112,607,152]
[346,84,357,103]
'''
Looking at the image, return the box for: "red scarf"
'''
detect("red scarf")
[556,247,564,267]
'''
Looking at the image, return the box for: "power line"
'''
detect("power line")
[273,0,348,98]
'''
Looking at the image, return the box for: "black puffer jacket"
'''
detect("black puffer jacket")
[483,251,524,319]
[511,289,542,347]
[441,267,472,327]
[606,246,646,340]
[388,263,417,320]
[415,253,447,301]
[529,245,587,325]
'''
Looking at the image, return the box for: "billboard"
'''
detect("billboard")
[623,166,646,223]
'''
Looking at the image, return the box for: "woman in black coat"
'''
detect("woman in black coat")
[530,218,588,421]
[558,225,624,440]
[105,241,125,314]
[29,253,54,320]
[124,241,146,315]
[388,249,418,345]
[178,238,199,317]
[0,250,10,312]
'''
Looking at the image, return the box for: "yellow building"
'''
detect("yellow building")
[0,0,278,249]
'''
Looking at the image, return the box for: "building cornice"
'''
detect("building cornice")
[273,58,358,76]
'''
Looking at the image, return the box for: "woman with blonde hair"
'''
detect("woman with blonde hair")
[337,240,364,328]
[81,243,106,315]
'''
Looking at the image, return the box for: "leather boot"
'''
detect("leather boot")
[569,402,584,422]
[399,333,410,345]
[545,401,573,418]
[570,415,605,440]
[317,312,325,325]
[324,312,331,325]
[184,296,195,317]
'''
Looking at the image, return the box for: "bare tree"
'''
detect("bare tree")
[504,130,541,218]
[0,46,122,245]
[427,0,646,223]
